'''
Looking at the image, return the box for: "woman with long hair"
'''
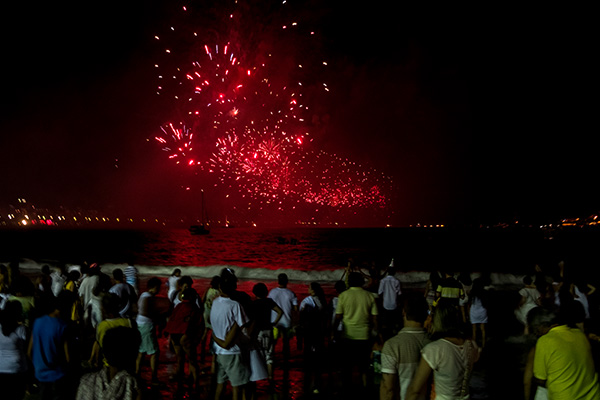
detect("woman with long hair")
[469,277,489,348]
[406,303,480,400]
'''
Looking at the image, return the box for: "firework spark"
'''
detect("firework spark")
[150,2,393,215]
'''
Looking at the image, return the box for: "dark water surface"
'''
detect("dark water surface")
[2,226,600,279]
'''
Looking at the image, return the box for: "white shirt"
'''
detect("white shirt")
[381,328,430,400]
[50,271,66,297]
[167,276,180,303]
[574,285,591,319]
[300,296,323,312]
[268,287,298,328]
[0,324,28,373]
[210,296,249,355]
[79,275,100,308]
[108,282,137,318]
[422,339,479,400]
[378,275,402,310]
[331,296,343,332]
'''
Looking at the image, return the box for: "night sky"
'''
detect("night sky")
[0,2,597,226]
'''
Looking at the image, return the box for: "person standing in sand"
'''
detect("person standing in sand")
[108,269,138,319]
[299,282,328,394]
[515,275,541,327]
[210,269,250,400]
[79,263,101,329]
[380,293,431,400]
[268,273,298,364]
[469,277,489,348]
[533,300,600,400]
[435,270,464,308]
[252,282,283,382]
[124,262,139,295]
[88,293,135,369]
[457,272,472,323]
[406,302,479,400]
[167,268,182,303]
[135,277,162,385]
[333,271,380,393]
[523,306,553,400]
[76,326,141,400]
[200,275,221,363]
[0,301,28,400]
[164,287,204,390]
[28,292,75,400]
[424,270,442,311]
[378,265,402,338]
[50,263,68,298]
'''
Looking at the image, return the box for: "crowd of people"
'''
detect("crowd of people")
[1,259,600,399]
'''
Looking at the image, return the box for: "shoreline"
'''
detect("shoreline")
[12,258,527,291]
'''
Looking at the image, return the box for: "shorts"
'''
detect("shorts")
[215,353,250,387]
[137,323,159,355]
[256,329,275,365]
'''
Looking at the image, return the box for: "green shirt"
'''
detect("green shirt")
[534,325,600,400]
[336,287,378,340]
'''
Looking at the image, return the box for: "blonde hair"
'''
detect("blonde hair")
[431,302,466,339]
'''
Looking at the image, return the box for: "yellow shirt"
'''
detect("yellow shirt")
[336,287,378,340]
[534,325,600,400]
[96,318,133,366]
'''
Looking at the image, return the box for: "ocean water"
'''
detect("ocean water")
[2,226,599,287]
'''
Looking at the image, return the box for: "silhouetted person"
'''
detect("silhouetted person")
[28,291,75,400]
[77,326,142,400]
[299,282,328,394]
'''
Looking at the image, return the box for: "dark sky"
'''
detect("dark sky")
[0,2,597,226]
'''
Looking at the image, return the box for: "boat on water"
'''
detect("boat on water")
[189,190,210,235]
